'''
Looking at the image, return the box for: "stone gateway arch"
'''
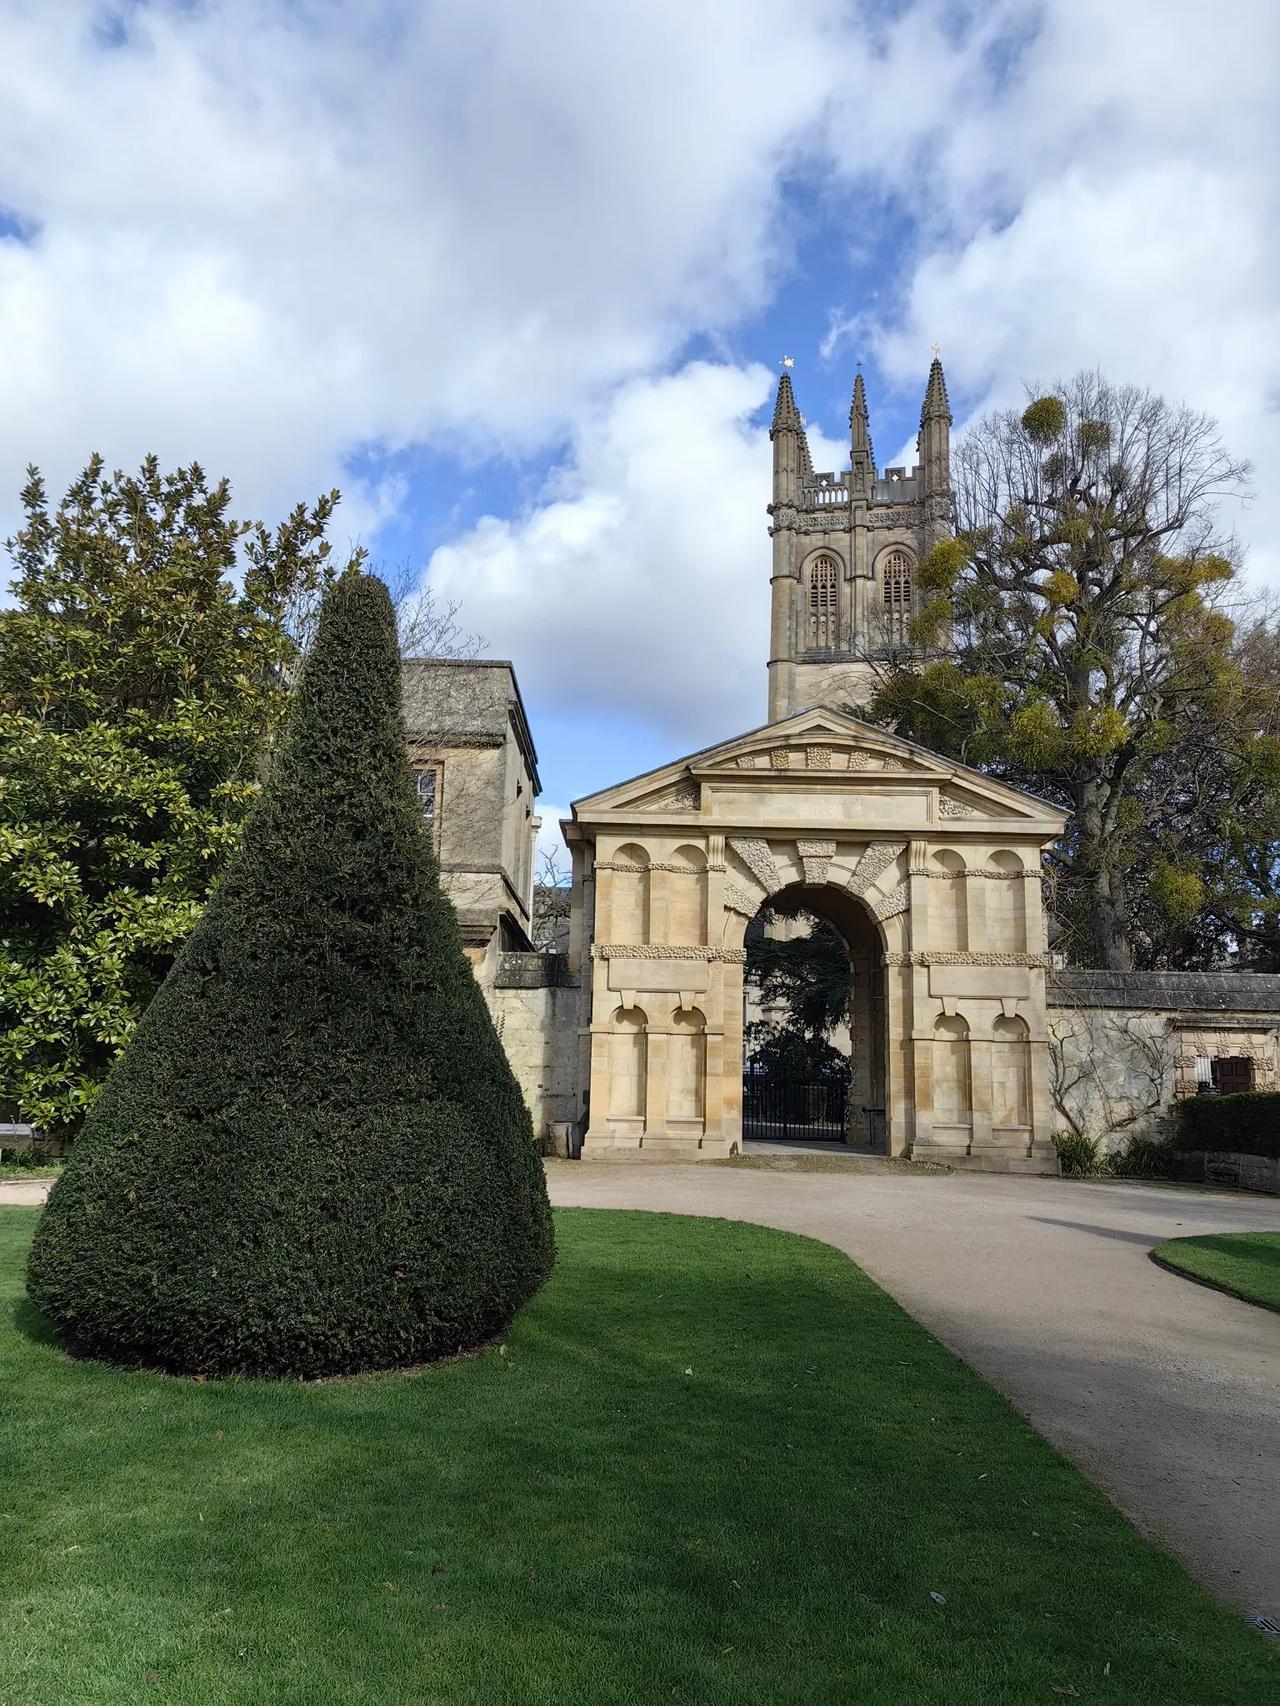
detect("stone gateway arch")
[564,707,1067,1169]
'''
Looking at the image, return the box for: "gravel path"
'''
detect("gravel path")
[546,1159,1280,1621]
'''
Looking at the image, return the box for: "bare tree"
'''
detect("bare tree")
[1048,1009,1175,1147]
[381,558,485,661]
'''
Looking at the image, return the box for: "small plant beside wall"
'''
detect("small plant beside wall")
[1052,1131,1105,1177]
[1052,1129,1177,1180]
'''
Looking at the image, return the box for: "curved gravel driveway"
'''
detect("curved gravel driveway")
[546,1159,1280,1622]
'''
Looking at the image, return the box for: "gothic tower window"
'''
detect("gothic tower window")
[808,554,839,649]
[881,549,914,646]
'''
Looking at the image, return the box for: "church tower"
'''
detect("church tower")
[766,359,953,721]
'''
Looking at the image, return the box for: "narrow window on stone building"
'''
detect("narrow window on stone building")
[415,766,442,851]
[881,549,914,647]
[808,554,839,649]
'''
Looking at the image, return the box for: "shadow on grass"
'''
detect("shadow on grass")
[11,1293,59,1347]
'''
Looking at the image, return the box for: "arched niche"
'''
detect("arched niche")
[667,1005,706,1123]
[991,1013,1031,1127]
[606,1006,647,1119]
[986,849,1026,952]
[877,545,916,646]
[666,843,708,946]
[805,551,841,649]
[932,1012,972,1122]
[929,847,967,952]
[611,842,650,943]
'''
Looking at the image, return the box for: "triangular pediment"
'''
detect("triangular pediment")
[571,706,1067,829]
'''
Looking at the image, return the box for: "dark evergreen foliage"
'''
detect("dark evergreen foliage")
[26,572,554,1378]
[1175,1091,1280,1158]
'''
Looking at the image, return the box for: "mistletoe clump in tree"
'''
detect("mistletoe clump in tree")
[873,372,1255,970]
[0,457,348,1136]
[27,571,554,1378]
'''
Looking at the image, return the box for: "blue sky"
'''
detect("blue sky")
[2,1,1277,859]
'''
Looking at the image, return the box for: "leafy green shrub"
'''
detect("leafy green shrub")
[0,1145,61,1173]
[1105,1133,1175,1179]
[26,572,554,1378]
[1175,1092,1280,1159]
[1052,1131,1104,1177]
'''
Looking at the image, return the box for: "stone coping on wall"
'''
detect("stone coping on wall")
[495,952,576,989]
[1048,969,1280,1013]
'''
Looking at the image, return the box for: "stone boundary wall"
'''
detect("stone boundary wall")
[488,979,581,1145]
[1046,970,1280,1153]
[1170,1150,1280,1195]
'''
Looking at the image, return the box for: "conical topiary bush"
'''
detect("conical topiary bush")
[27,571,554,1377]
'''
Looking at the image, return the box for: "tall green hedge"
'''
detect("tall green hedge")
[26,571,554,1377]
[1175,1092,1280,1159]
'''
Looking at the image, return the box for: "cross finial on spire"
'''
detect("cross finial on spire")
[931,342,942,359]
[780,354,794,369]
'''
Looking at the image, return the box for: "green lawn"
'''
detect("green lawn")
[1152,1229,1280,1312]
[1,1208,1272,1705]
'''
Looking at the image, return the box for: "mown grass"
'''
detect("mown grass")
[1,1206,1273,1705]
[1152,1229,1280,1312]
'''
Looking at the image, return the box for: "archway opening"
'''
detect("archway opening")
[742,882,887,1149]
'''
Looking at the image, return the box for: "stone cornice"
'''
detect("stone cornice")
[882,951,1052,968]
[594,944,747,964]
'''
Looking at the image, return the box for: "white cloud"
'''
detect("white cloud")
[428,360,846,745]
[2,0,1275,736]
[0,0,842,538]
[861,0,1280,575]
[422,0,1280,750]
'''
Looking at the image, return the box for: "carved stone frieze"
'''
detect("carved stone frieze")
[770,749,791,770]
[806,745,832,769]
[639,781,700,811]
[938,797,979,818]
[728,837,781,894]
[595,943,746,964]
[923,866,1040,880]
[845,840,907,898]
[882,951,1054,968]
[597,858,720,874]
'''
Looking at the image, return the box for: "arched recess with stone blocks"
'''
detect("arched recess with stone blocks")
[991,1013,1031,1129]
[985,849,1027,953]
[666,1006,707,1124]
[665,844,708,946]
[606,843,650,944]
[929,848,967,952]
[606,1006,647,1121]
[931,1013,972,1128]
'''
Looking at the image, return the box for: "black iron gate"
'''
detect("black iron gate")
[742,1065,847,1143]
